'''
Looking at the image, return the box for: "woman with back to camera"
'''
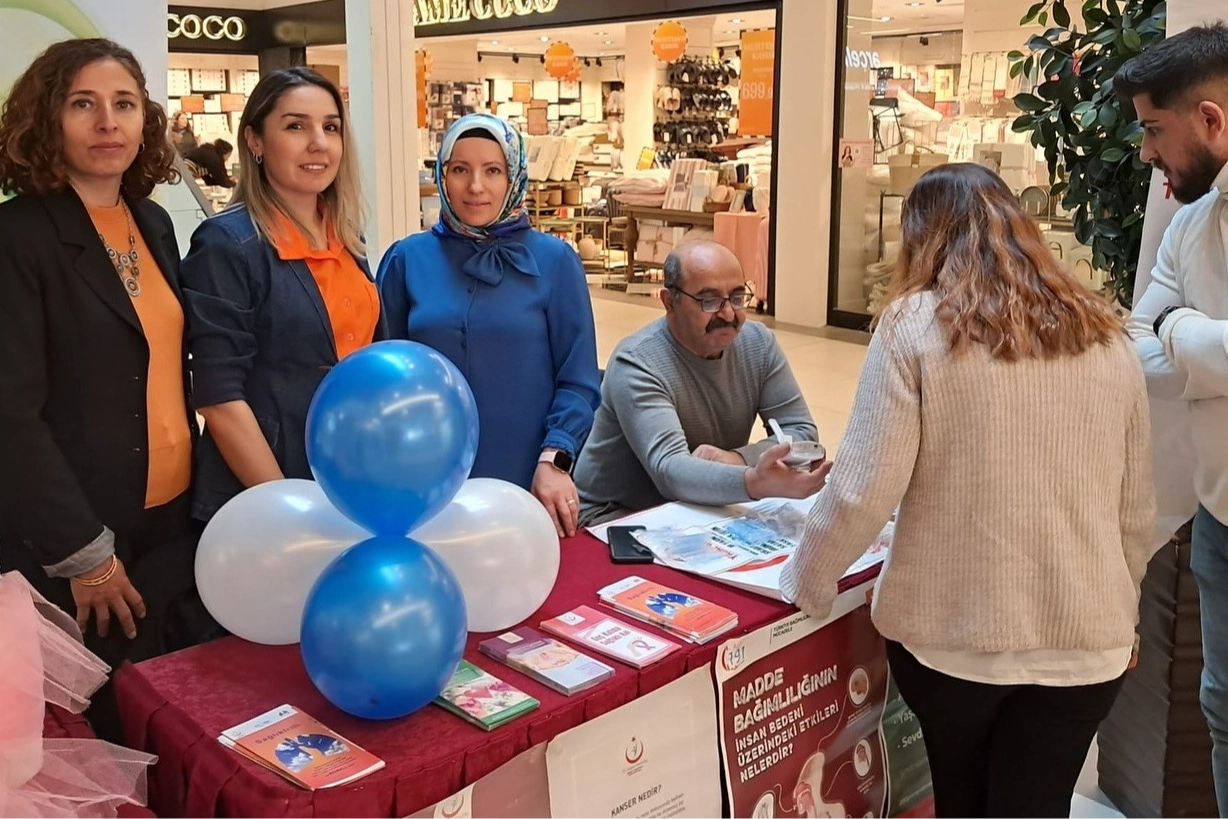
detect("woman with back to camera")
[180,67,383,523]
[378,113,601,539]
[0,38,211,738]
[781,163,1155,818]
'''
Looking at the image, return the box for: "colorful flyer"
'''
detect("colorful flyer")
[598,576,738,644]
[435,660,540,731]
[479,627,615,696]
[218,704,384,790]
[540,606,680,669]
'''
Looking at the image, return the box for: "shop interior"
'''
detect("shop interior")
[166,6,782,307]
[829,0,1097,326]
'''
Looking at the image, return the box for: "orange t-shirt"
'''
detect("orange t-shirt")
[270,213,379,360]
[87,203,193,509]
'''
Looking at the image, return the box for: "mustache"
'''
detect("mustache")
[706,316,742,333]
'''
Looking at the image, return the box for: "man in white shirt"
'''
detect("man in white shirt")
[1118,24,1228,814]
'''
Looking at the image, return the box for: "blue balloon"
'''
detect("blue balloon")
[306,341,479,535]
[300,536,468,720]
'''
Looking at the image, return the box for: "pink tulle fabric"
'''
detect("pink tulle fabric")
[0,571,156,818]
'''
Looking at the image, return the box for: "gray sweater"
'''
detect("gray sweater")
[575,317,817,515]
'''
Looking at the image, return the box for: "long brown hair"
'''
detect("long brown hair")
[0,39,179,198]
[880,162,1123,360]
[230,67,367,257]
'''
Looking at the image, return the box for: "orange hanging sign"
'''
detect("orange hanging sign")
[544,41,576,80]
[738,30,775,137]
[652,20,688,63]
[565,58,582,83]
[415,49,431,128]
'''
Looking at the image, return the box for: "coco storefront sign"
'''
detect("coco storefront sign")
[167,13,247,41]
[415,0,559,26]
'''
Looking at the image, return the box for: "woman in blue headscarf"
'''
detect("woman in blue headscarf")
[378,114,600,538]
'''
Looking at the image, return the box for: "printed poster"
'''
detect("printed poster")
[879,677,934,818]
[404,743,551,818]
[717,585,888,818]
[545,667,721,818]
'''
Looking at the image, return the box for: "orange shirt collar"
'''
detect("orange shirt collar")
[270,207,343,262]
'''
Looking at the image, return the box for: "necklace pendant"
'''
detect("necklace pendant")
[124,275,141,297]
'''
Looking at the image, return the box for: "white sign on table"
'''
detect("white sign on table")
[545,667,722,818]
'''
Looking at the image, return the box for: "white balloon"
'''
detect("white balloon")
[195,479,368,645]
[413,478,560,633]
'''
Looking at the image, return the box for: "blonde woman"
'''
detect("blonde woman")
[780,163,1155,818]
[179,67,384,522]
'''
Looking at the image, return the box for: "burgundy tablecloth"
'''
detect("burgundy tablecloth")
[43,705,157,818]
[114,534,872,817]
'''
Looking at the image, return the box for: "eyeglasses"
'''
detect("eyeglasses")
[669,285,753,313]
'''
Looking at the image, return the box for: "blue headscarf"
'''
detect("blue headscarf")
[433,114,536,284]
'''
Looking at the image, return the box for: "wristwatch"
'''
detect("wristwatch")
[538,448,575,474]
[1153,305,1181,337]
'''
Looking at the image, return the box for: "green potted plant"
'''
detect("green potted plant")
[1007,0,1166,305]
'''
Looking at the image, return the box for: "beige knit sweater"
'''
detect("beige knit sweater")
[780,292,1156,653]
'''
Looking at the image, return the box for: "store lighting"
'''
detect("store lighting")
[539,35,549,42]
[490,39,499,45]
[596,57,603,65]
[512,53,520,62]
[724,30,736,34]
[730,18,743,23]
[881,15,892,21]
[906,2,923,5]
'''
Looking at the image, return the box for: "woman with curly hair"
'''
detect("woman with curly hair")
[0,39,215,737]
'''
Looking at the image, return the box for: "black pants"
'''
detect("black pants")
[886,640,1124,818]
[2,492,223,743]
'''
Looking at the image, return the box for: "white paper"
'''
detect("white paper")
[589,498,890,601]
[533,79,560,103]
[492,78,514,103]
[546,667,722,818]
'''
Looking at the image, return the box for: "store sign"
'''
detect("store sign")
[651,20,689,63]
[739,29,775,137]
[414,0,560,27]
[844,48,882,69]
[544,41,576,80]
[167,13,247,42]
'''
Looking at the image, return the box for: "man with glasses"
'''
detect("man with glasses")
[574,241,827,526]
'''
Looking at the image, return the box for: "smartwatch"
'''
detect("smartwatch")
[1153,305,1181,337]
[538,448,574,474]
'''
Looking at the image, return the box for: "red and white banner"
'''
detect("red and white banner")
[716,584,933,818]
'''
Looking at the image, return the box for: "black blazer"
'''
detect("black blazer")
[0,188,198,570]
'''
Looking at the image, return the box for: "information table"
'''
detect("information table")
[113,533,885,818]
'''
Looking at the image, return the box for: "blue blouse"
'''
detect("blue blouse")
[377,224,601,489]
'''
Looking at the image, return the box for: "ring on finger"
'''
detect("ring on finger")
[566,499,577,506]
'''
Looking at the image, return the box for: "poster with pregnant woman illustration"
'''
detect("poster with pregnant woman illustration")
[716,582,933,818]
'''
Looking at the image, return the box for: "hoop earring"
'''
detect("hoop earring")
[139,142,145,151]
[255,154,263,165]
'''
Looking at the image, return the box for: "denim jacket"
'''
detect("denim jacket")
[179,204,385,521]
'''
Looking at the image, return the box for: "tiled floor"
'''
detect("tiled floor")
[588,288,1123,819]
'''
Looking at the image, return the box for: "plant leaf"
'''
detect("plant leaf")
[1022,1,1046,24]
[1015,93,1049,112]
[1123,28,1142,51]
[1101,147,1127,163]
[1053,2,1071,28]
